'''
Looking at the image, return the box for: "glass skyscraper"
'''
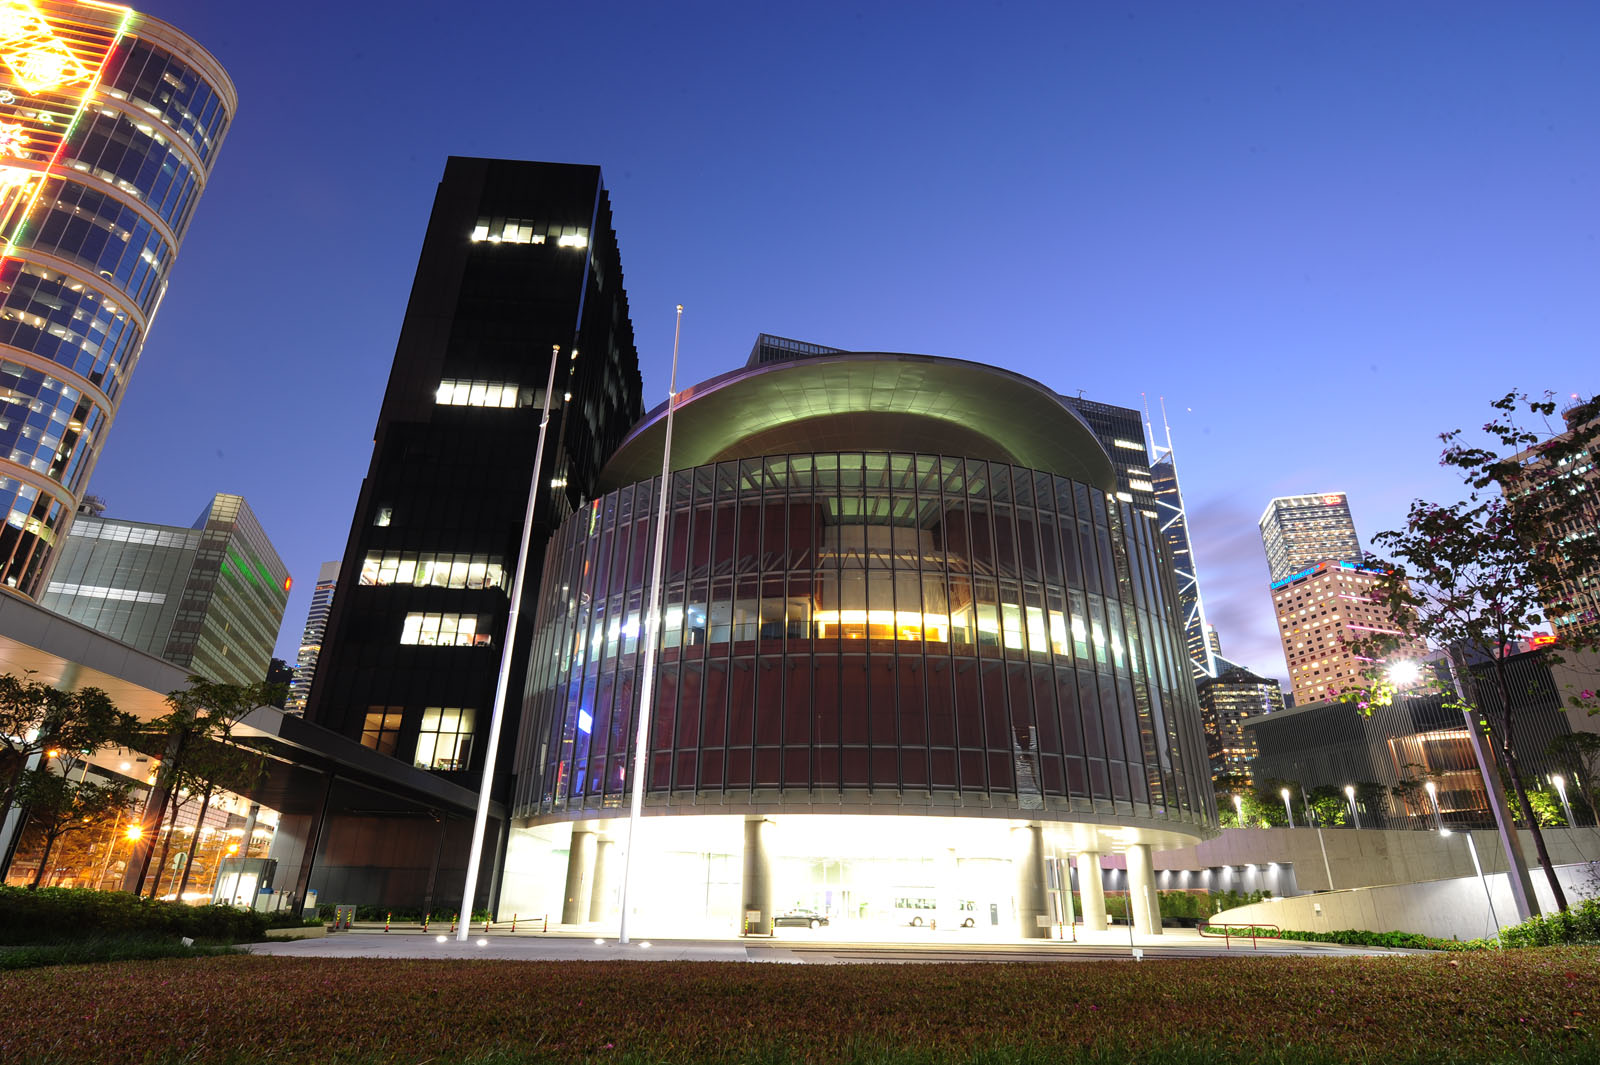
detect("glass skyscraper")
[285,560,340,715]
[1258,493,1363,584]
[0,3,233,598]
[40,493,290,686]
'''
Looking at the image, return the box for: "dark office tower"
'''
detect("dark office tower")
[0,3,234,598]
[305,159,642,791]
[1058,397,1157,519]
[1195,666,1283,782]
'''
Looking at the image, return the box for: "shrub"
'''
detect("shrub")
[1499,896,1600,948]
[1200,923,1493,951]
[0,886,281,944]
[0,933,242,970]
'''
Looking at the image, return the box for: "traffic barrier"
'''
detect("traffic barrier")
[384,912,391,932]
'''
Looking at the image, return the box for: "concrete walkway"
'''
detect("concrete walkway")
[246,925,1395,963]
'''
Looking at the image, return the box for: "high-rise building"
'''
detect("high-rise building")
[0,3,234,598]
[285,560,339,715]
[1195,666,1283,782]
[1509,402,1600,643]
[1258,493,1362,584]
[1147,409,1230,680]
[745,332,842,367]
[1059,396,1158,518]
[1270,560,1426,706]
[39,494,290,686]
[304,158,643,787]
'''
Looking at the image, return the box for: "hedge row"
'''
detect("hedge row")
[0,887,311,945]
[1499,896,1600,948]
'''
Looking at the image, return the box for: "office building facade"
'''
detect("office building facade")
[40,493,290,685]
[1510,402,1600,643]
[305,159,643,791]
[285,560,339,714]
[1271,560,1427,706]
[1058,397,1157,518]
[506,352,1216,938]
[1195,666,1282,782]
[0,3,234,598]
[1258,493,1362,584]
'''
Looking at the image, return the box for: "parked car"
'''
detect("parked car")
[773,910,829,929]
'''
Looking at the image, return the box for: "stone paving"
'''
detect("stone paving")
[246,924,1392,963]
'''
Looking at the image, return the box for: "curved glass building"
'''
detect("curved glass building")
[506,354,1218,938]
[0,3,234,597]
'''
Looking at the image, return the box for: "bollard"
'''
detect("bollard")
[450,912,457,935]
[484,916,491,934]
[422,913,429,933]
[385,912,391,932]
[511,914,517,933]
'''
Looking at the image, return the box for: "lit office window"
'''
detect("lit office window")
[469,216,587,248]
[360,707,403,756]
[400,613,493,647]
[415,707,474,771]
[360,552,507,592]
[435,379,527,408]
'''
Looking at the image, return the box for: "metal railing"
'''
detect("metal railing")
[1197,921,1279,949]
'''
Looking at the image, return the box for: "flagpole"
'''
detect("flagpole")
[618,305,683,944]
[455,344,563,941]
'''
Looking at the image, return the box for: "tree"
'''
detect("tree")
[1305,785,1350,827]
[1351,781,1389,825]
[0,674,135,867]
[12,766,135,889]
[1347,391,1600,914]
[132,677,277,899]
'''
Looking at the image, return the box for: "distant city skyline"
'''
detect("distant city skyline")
[78,1,1598,691]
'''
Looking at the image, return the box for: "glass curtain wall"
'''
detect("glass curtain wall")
[514,453,1213,827]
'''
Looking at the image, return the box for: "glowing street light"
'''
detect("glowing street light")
[1424,780,1445,831]
[1280,788,1294,829]
[1232,794,1244,827]
[1386,660,1423,688]
[1552,775,1576,827]
[1345,784,1362,829]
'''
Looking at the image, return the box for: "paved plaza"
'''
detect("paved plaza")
[247,925,1394,963]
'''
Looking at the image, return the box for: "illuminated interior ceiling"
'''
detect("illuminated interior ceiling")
[598,354,1117,493]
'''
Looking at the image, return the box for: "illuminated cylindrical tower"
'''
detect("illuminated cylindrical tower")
[0,2,234,596]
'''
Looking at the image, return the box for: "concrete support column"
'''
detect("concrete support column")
[561,826,596,925]
[588,836,614,922]
[1077,852,1107,932]
[740,816,773,936]
[1128,843,1162,936]
[1015,823,1050,939]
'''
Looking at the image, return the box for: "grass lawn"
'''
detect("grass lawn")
[1,950,1597,1064]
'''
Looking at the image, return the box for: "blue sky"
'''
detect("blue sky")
[88,1,1599,685]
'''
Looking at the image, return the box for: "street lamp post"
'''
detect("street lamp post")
[1302,783,1334,890]
[1430,781,1501,937]
[1280,788,1294,829]
[1345,784,1362,829]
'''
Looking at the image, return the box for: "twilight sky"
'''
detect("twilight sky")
[88,1,1598,687]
